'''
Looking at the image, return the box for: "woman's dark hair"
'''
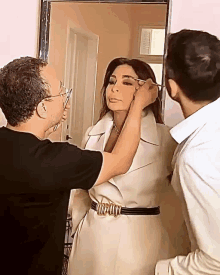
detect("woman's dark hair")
[0,56,49,126]
[99,57,163,124]
[166,29,220,102]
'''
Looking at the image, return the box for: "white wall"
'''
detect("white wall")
[164,0,220,127]
[0,0,40,126]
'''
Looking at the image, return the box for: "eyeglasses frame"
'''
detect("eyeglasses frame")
[44,81,72,109]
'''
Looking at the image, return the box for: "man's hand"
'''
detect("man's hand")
[61,108,68,122]
[134,78,158,109]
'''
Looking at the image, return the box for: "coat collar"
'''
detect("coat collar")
[89,108,159,146]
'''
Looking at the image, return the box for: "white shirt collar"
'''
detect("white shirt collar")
[170,97,220,144]
[89,108,159,146]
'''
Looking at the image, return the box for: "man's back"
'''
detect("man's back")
[0,127,102,274]
[169,98,220,273]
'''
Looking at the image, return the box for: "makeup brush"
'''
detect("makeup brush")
[132,77,165,88]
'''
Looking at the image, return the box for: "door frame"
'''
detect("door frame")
[61,24,99,143]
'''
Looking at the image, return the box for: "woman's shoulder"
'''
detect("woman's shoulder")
[156,123,177,148]
[156,123,171,136]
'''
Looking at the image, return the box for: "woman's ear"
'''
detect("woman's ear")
[36,101,47,119]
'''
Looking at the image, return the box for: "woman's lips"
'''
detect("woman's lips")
[109,98,121,103]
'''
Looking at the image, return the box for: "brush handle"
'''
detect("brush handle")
[53,124,59,131]
[53,88,73,132]
[134,78,165,88]
[152,83,165,88]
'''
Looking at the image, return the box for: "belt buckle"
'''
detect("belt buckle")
[96,202,121,217]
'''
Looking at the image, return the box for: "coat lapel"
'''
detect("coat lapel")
[85,113,118,186]
[85,109,160,183]
[86,112,113,151]
[118,109,160,177]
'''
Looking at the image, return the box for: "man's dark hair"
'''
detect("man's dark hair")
[166,29,220,102]
[0,56,49,126]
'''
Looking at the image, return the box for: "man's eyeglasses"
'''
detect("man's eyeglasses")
[45,81,72,109]
[52,82,72,132]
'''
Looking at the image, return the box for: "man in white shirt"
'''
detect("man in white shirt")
[156,29,220,274]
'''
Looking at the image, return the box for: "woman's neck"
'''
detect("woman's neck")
[113,111,128,132]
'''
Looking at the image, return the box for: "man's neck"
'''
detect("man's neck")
[179,96,211,118]
[6,120,47,140]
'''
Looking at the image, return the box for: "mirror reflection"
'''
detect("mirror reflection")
[48,2,167,146]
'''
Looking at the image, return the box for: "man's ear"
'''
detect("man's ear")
[168,79,180,100]
[36,101,47,119]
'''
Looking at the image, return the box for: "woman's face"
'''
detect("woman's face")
[106,64,139,112]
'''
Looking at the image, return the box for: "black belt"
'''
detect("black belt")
[91,201,160,216]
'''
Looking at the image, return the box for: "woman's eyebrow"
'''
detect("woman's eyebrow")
[122,75,135,79]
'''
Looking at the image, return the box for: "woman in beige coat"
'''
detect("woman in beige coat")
[68,58,190,275]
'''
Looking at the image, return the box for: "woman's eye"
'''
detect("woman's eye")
[123,81,133,86]
[108,78,116,85]
[122,78,136,86]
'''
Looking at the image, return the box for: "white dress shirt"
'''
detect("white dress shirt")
[156,98,220,274]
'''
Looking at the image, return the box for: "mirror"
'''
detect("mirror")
[39,0,170,146]
[38,1,170,270]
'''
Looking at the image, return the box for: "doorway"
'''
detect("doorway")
[61,27,99,147]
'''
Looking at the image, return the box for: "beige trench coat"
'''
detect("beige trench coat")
[68,109,190,275]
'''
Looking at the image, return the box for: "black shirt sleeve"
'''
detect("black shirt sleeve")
[40,142,103,191]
